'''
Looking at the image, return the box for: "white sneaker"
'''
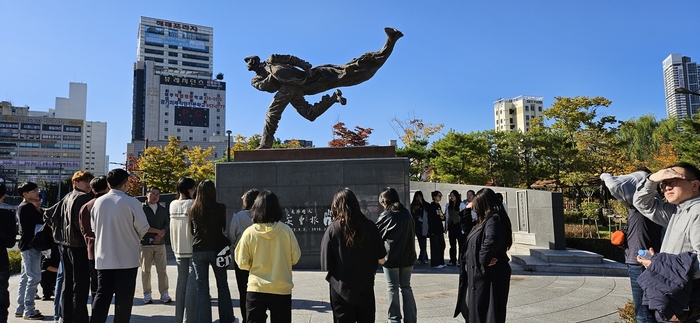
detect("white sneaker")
[432,264,446,269]
[159,293,172,303]
[143,294,153,304]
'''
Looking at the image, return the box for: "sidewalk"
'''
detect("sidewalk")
[8,257,631,322]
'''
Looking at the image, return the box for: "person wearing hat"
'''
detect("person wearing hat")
[601,169,662,323]
[14,182,44,320]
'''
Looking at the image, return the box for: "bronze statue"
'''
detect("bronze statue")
[245,27,403,148]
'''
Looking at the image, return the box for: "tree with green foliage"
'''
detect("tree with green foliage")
[430,130,490,184]
[139,136,188,193]
[391,116,444,181]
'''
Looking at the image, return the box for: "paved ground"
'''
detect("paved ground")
[8,253,632,323]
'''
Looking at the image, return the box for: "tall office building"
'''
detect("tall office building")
[128,17,227,159]
[493,95,544,132]
[663,53,700,119]
[84,121,107,175]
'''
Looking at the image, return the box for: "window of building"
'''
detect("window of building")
[177,129,181,132]
[189,129,193,133]
[168,52,178,57]
[164,112,169,116]
[189,137,193,140]
[181,61,209,69]
[177,136,181,140]
[203,138,207,142]
[526,115,530,120]
[182,53,209,61]
[525,106,529,111]
[510,118,513,123]
[538,106,542,112]
[168,60,178,65]
[216,124,220,127]
[169,45,178,49]
[164,128,168,131]
[145,48,164,55]
[144,57,164,63]
[164,120,169,124]
[164,136,168,139]
[203,130,207,133]
[216,116,220,120]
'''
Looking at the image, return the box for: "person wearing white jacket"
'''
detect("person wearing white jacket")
[169,177,197,323]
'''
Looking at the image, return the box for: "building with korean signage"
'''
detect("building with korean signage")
[129,17,227,159]
[493,95,544,133]
[0,82,108,187]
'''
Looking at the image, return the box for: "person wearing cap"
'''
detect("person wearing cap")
[14,182,45,320]
[601,169,662,323]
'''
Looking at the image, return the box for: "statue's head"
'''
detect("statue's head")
[244,55,261,71]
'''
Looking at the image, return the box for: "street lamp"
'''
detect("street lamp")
[675,87,700,96]
[226,130,232,162]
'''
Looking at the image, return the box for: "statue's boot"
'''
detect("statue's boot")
[384,27,404,41]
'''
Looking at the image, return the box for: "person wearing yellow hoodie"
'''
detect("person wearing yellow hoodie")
[234,190,301,323]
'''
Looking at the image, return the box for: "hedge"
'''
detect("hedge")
[8,249,21,274]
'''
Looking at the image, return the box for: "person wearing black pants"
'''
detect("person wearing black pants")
[63,246,91,321]
[233,261,249,322]
[91,268,138,323]
[427,191,446,268]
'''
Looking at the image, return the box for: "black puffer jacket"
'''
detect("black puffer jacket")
[376,207,417,268]
[638,252,700,322]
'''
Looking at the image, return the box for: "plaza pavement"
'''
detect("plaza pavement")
[8,246,632,322]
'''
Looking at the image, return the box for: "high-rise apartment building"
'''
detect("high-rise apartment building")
[84,121,107,175]
[663,54,700,119]
[128,17,227,159]
[493,95,544,132]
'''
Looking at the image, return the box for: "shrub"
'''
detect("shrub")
[580,201,602,219]
[8,249,21,274]
[617,299,636,322]
[564,209,586,223]
[564,223,599,238]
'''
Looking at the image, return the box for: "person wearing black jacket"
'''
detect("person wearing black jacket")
[427,191,446,268]
[456,188,512,323]
[0,184,17,322]
[321,188,386,322]
[376,187,417,323]
[15,182,45,320]
[410,191,429,265]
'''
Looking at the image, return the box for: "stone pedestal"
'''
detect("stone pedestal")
[216,146,409,269]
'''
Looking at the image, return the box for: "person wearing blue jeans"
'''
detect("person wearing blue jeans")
[376,187,418,323]
[175,257,197,323]
[16,249,42,318]
[383,266,417,323]
[53,248,64,322]
[15,182,45,320]
[192,251,236,323]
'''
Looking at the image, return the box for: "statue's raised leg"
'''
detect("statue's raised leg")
[291,90,346,122]
[258,86,296,149]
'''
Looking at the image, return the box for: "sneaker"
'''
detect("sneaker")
[447,261,455,266]
[15,312,22,318]
[143,294,153,304]
[159,293,172,303]
[23,311,44,320]
[432,264,446,269]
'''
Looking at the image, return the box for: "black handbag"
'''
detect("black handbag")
[215,234,232,268]
[30,223,53,251]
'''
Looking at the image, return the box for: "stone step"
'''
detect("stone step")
[531,248,604,264]
[510,254,628,277]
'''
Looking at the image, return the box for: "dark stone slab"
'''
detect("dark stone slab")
[232,146,395,162]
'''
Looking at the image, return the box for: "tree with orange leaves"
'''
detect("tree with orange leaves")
[328,122,373,147]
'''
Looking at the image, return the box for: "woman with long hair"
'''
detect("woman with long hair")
[321,188,386,322]
[376,187,417,323]
[190,180,238,323]
[234,190,301,323]
[427,191,446,268]
[169,177,198,323]
[410,191,429,265]
[454,188,512,323]
[445,190,465,266]
[227,189,259,323]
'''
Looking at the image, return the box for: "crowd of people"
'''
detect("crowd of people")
[1,166,522,323]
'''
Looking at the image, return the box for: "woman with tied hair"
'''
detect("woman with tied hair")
[321,188,387,322]
[227,189,260,323]
[410,191,429,265]
[190,180,238,323]
[169,177,198,323]
[454,188,513,323]
[376,187,417,323]
[234,190,301,323]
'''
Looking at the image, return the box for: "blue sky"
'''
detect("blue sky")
[1,1,699,167]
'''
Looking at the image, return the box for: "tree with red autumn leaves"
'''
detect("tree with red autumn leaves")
[328,122,373,147]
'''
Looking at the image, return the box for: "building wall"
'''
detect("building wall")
[137,16,214,75]
[663,53,700,119]
[84,121,107,176]
[494,95,544,132]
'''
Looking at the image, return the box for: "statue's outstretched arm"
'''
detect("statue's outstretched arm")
[268,54,312,71]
